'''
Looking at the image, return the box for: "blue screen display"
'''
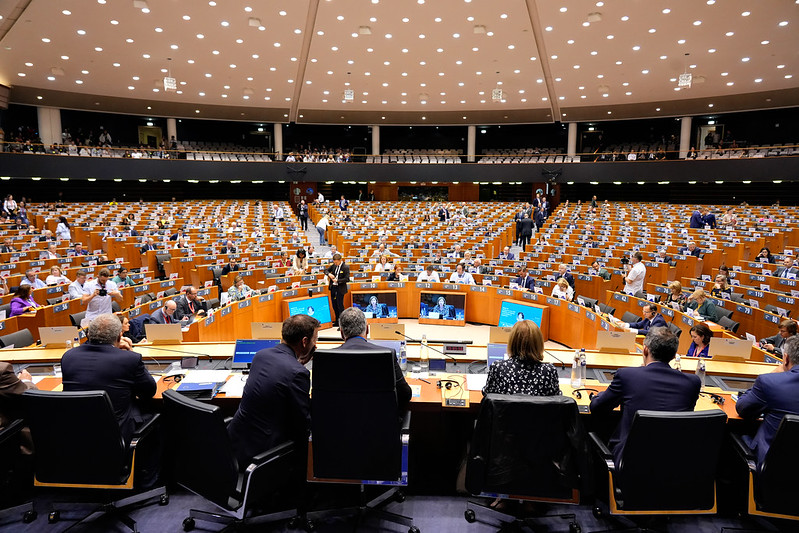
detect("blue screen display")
[351,292,398,319]
[419,292,465,321]
[287,295,333,324]
[233,339,280,365]
[497,301,544,328]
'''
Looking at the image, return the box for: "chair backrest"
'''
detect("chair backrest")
[757,414,799,515]
[69,311,86,328]
[717,315,740,333]
[161,389,239,509]
[47,297,63,306]
[598,303,616,316]
[311,347,401,481]
[164,288,177,297]
[577,295,598,309]
[715,307,733,321]
[139,293,153,304]
[764,304,779,315]
[0,303,11,318]
[465,394,583,500]
[621,311,641,324]
[23,390,128,485]
[617,409,727,511]
[667,322,682,339]
[729,293,746,304]
[206,297,220,310]
[0,328,34,349]
[111,300,121,313]
[634,290,647,299]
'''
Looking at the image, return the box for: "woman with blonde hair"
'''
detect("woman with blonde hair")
[665,281,687,309]
[710,274,730,298]
[483,320,560,396]
[551,277,574,301]
[373,254,392,272]
[45,265,70,286]
[687,288,719,322]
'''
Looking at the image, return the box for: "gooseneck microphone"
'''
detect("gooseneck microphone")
[544,349,567,370]
[393,330,457,361]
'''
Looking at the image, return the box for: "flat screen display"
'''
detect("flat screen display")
[497,300,544,328]
[286,294,332,324]
[233,339,280,366]
[487,343,508,368]
[419,292,465,321]
[368,339,403,357]
[351,292,398,319]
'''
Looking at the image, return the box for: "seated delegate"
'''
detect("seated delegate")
[686,323,712,358]
[624,303,667,335]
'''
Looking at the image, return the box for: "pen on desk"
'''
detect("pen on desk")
[418,378,431,384]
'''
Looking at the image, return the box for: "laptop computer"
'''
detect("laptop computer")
[250,322,283,339]
[38,326,78,347]
[370,323,405,340]
[144,323,183,345]
[708,337,752,362]
[596,330,637,354]
[232,339,280,370]
[487,343,508,368]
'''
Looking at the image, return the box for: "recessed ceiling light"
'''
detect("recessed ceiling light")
[721,72,728,76]
[81,69,89,74]
[75,79,83,84]
[677,39,685,44]
[741,11,750,16]
[648,28,656,33]
[62,9,71,15]
[132,76,139,80]
[385,33,392,38]
[60,55,69,60]
[560,7,567,12]
[279,10,287,16]
[779,21,788,26]
[187,59,194,63]
[754,78,763,82]
[142,53,149,58]
[777,64,786,68]
[727,81,734,86]
[182,15,191,20]
[641,69,649,74]
[197,33,204,39]
[726,31,734,36]
[606,34,614,39]
[545,26,553,31]
[336,15,344,20]
[126,38,133,43]
[693,20,702,25]
[632,45,640,50]
[786,74,794,79]
[155,27,163,32]
[500,13,508,19]
[590,50,598,55]
[110,19,118,25]
[659,55,667,60]
[171,44,179,49]
[128,86,134,90]
[274,42,281,47]
[741,57,750,62]
[17,72,25,77]
[567,39,574,44]
[41,37,51,43]
[508,44,515,49]
[582,22,590,27]
[453,33,460,38]
[77,30,86,35]
[708,48,716,53]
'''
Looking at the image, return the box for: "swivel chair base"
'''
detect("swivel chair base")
[306,486,418,533]
[182,507,297,532]
[45,486,167,533]
[465,498,581,533]
[0,502,37,526]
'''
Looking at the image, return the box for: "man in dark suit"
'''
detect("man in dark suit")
[625,303,668,335]
[512,268,536,291]
[736,336,799,466]
[759,319,798,356]
[555,263,575,289]
[437,204,449,222]
[220,239,237,254]
[590,327,701,466]
[499,246,515,261]
[0,237,16,254]
[150,300,178,324]
[774,256,799,279]
[689,210,704,228]
[227,314,320,468]
[334,308,411,413]
[140,237,156,254]
[326,253,350,326]
[0,362,36,434]
[702,208,717,229]
[518,213,534,249]
[680,242,701,257]
[61,313,156,444]
[174,285,207,321]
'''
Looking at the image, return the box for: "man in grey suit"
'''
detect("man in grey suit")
[774,256,799,279]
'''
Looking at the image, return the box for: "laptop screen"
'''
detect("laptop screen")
[233,339,280,366]
[487,343,508,368]
[368,339,403,356]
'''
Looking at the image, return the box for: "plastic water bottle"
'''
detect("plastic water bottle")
[419,334,429,373]
[695,358,706,389]
[674,353,682,371]
[398,341,408,372]
[570,350,582,388]
[579,349,587,384]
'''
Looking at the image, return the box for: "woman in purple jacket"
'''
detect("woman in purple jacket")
[10,284,40,317]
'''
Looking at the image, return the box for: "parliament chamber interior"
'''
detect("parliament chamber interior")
[1,1,799,532]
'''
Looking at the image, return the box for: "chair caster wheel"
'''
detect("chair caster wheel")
[395,490,406,503]
[409,527,420,533]
[592,506,603,519]
[464,509,476,523]
[569,522,581,533]
[182,517,195,531]
[304,520,316,532]
[23,510,37,523]
[48,511,60,524]
[159,494,169,506]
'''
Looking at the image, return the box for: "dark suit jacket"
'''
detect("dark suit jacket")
[628,313,668,335]
[589,361,701,466]
[227,343,310,468]
[689,211,704,228]
[703,213,717,229]
[140,244,155,254]
[220,246,237,254]
[513,274,535,290]
[759,333,792,355]
[336,337,412,413]
[174,295,207,321]
[149,307,174,324]
[736,366,799,466]
[556,272,575,289]
[774,266,799,278]
[61,343,156,443]
[326,262,350,294]
[519,218,534,237]
[0,245,15,254]
[0,362,36,430]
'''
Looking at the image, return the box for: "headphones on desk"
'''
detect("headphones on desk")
[571,388,600,400]
[700,391,726,405]
[436,379,461,391]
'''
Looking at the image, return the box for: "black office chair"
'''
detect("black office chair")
[0,303,11,318]
[164,287,177,297]
[307,347,416,533]
[23,390,166,530]
[139,293,153,304]
[206,297,220,310]
[715,307,734,321]
[112,300,122,313]
[764,304,790,318]
[577,295,598,309]
[597,303,616,316]
[69,311,86,328]
[667,322,683,339]
[633,290,647,300]
[731,414,799,521]
[718,316,741,333]
[161,389,299,531]
[0,328,34,349]
[464,394,585,532]
[621,311,641,324]
[46,296,62,306]
[590,409,727,518]
[155,253,171,278]
[729,293,747,304]
[0,420,36,526]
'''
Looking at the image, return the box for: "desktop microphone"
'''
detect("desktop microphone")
[544,350,567,370]
[393,330,458,362]
[136,345,215,366]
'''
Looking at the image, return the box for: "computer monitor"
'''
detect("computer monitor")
[596,330,637,353]
[283,294,333,327]
[708,337,752,362]
[497,300,544,328]
[351,291,398,321]
[144,323,183,345]
[419,291,466,326]
[487,342,508,368]
[232,339,280,369]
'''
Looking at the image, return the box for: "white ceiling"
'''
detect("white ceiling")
[1,0,798,124]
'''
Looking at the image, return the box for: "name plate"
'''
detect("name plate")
[282,289,298,298]
[387,282,404,288]
[180,257,192,262]
[585,311,596,321]
[53,303,69,313]
[470,285,488,293]
[264,268,278,274]
[259,293,274,303]
[148,301,161,311]
[600,320,610,331]
[577,274,592,281]
[779,279,797,287]
[129,307,141,318]
[637,299,649,307]
[30,260,45,267]
[546,297,561,306]
[746,289,764,299]
[239,270,253,277]
[301,275,315,282]
[160,280,175,288]
[736,305,753,315]
[764,313,780,324]
[613,293,629,303]
[681,315,695,327]
[777,295,795,305]
[567,303,580,313]
[134,285,149,293]
[660,307,675,318]
[442,283,460,291]
[220,305,233,317]
[416,282,432,289]
[238,299,251,309]
[751,275,767,282]
[46,286,62,294]
[522,292,537,301]
[359,283,378,289]
[204,313,215,325]
[495,288,513,296]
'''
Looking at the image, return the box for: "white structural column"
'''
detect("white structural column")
[467,125,476,162]
[371,125,380,158]
[166,118,177,143]
[567,122,577,160]
[679,117,692,159]
[37,107,62,148]
[273,123,283,160]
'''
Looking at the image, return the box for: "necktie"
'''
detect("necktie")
[165,315,170,324]
[189,301,195,313]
